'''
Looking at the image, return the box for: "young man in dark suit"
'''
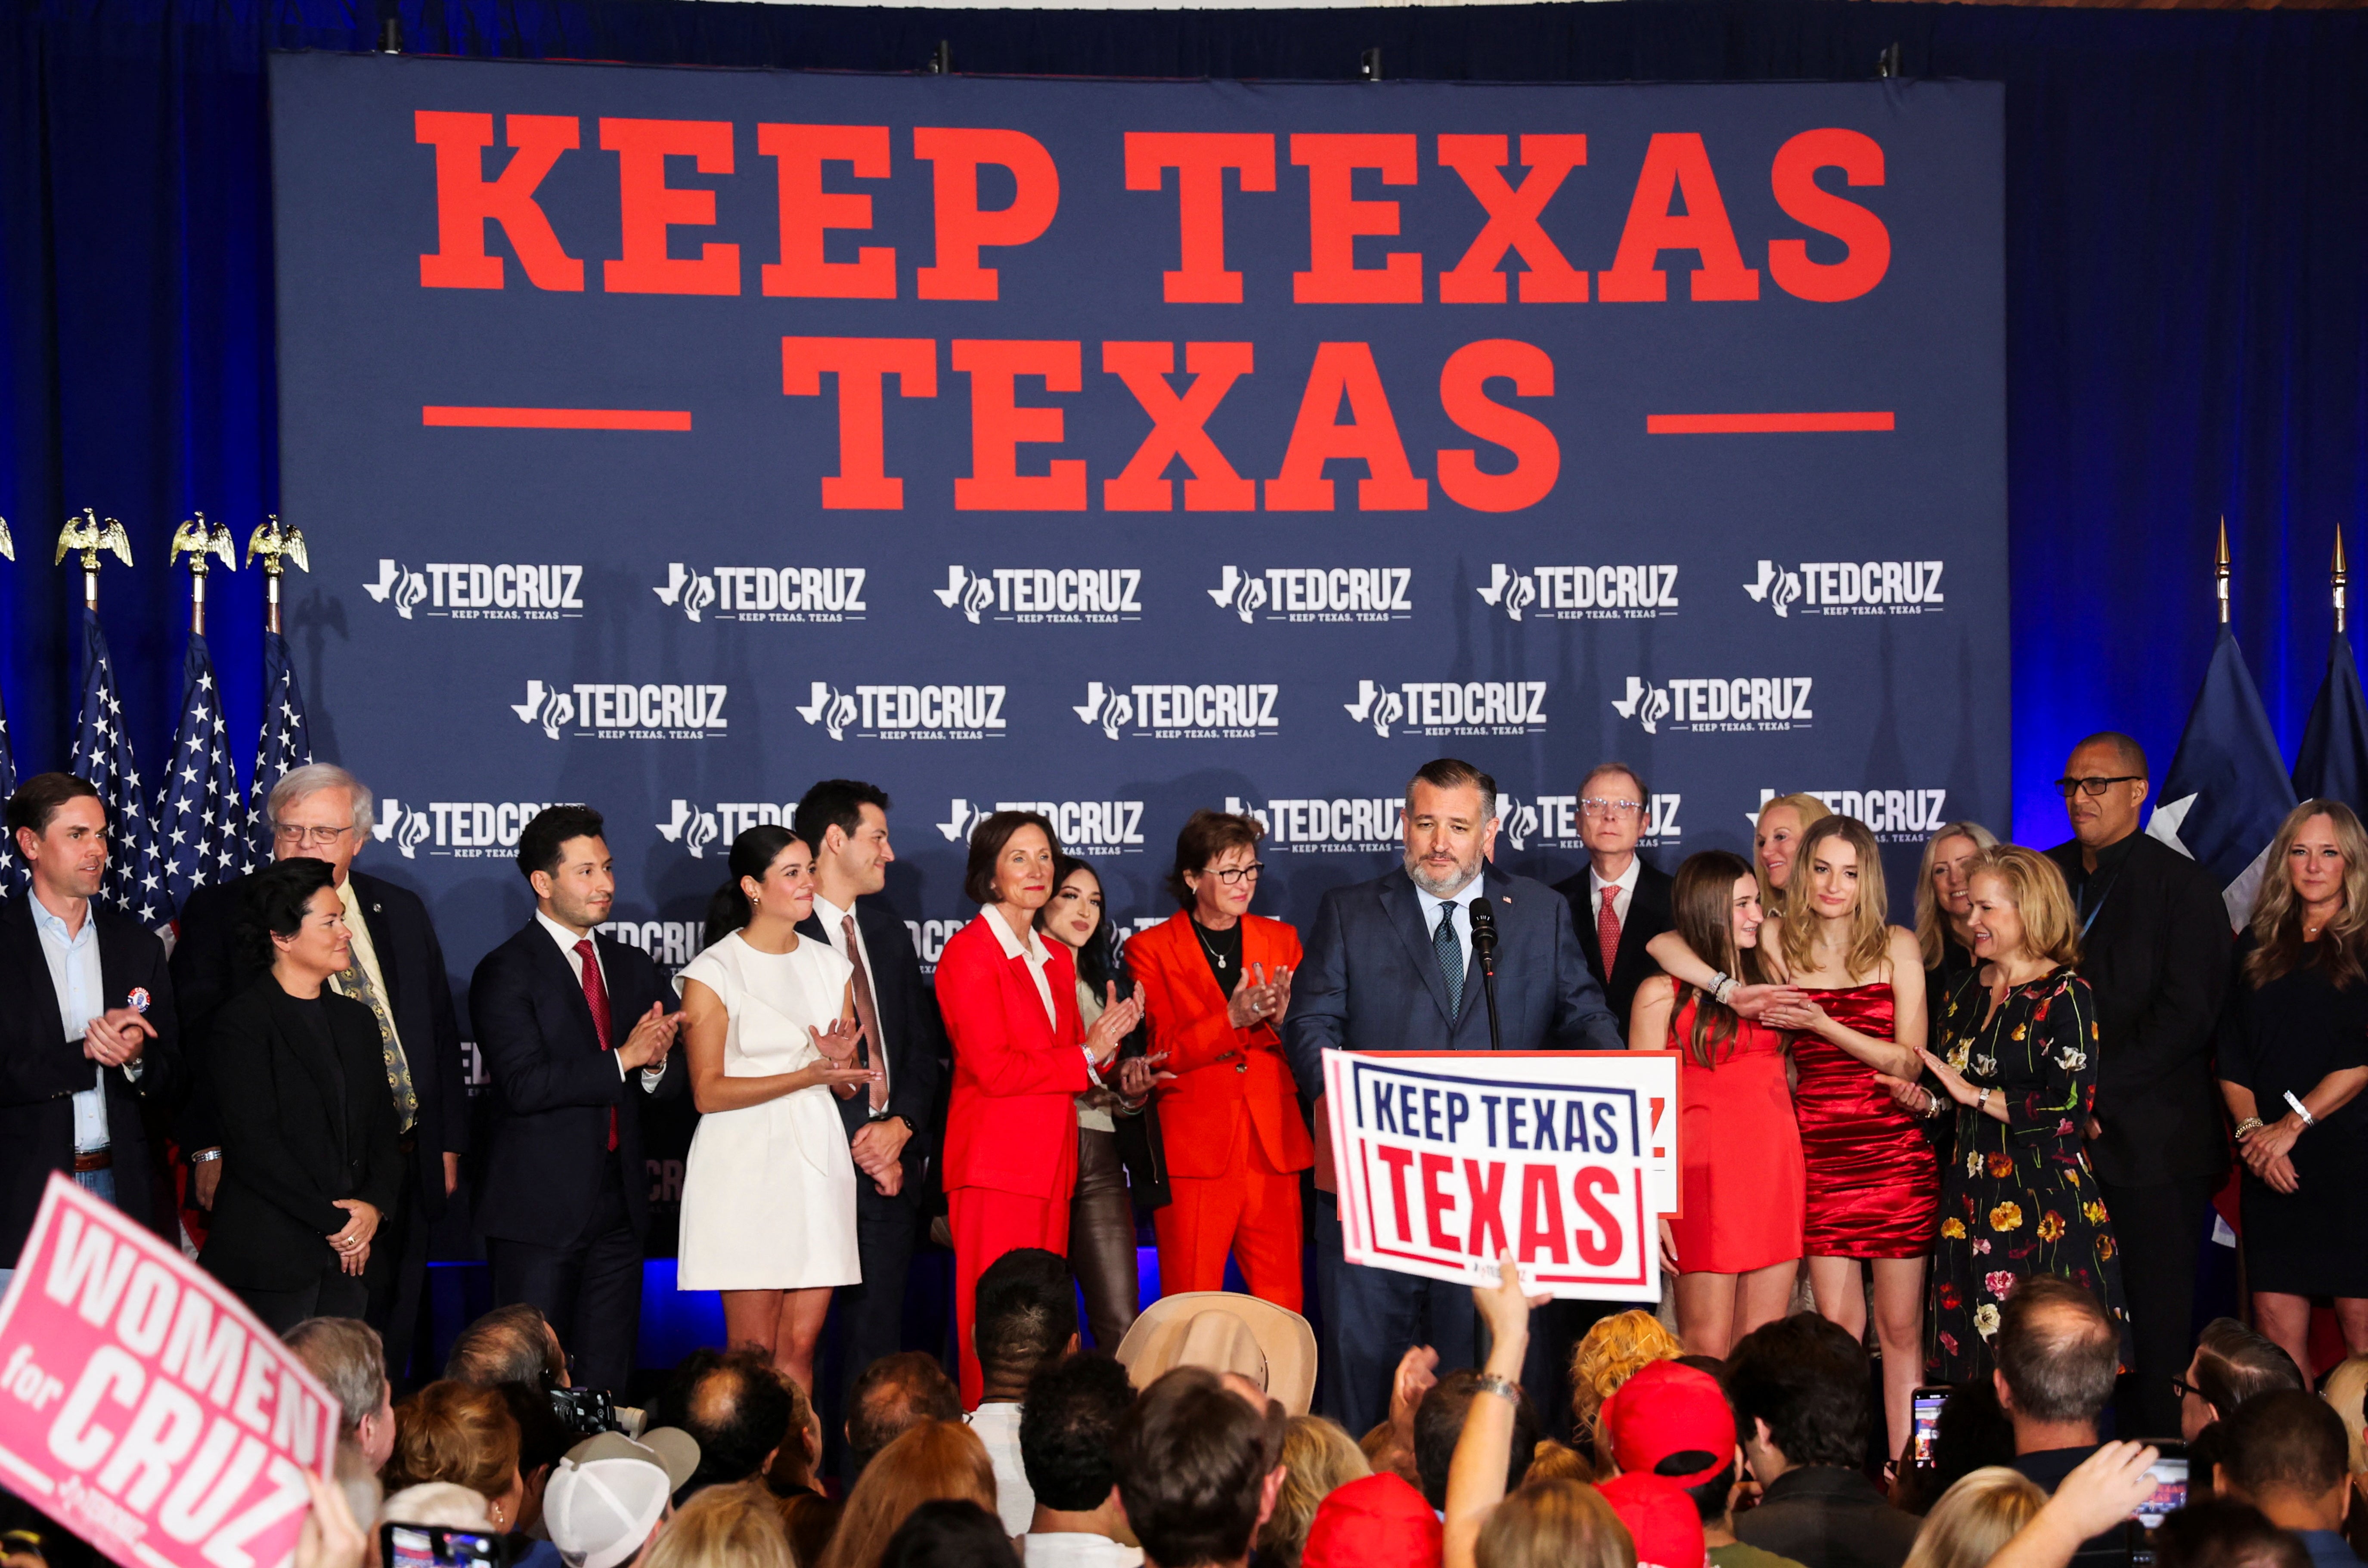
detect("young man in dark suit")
[0,774,180,1289]
[1286,758,1624,1438]
[172,763,468,1384]
[2044,731,2232,1439]
[471,805,684,1394]
[1553,761,1674,1035]
[792,779,945,1482]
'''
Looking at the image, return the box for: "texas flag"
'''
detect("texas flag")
[2147,626,2296,930]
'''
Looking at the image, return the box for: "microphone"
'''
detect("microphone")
[1467,896,1503,1051]
[1467,896,1498,980]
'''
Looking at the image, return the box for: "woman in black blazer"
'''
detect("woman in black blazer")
[200,856,402,1332]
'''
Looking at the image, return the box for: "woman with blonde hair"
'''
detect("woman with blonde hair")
[2215,799,2368,1370]
[1912,846,2126,1384]
[1260,1416,1373,1568]
[1645,794,1828,1016]
[1475,1479,1634,1568]
[1757,815,1934,1465]
[645,1481,796,1568]
[816,1421,998,1568]
[1915,822,2000,994]
[1904,1466,2046,1568]
[1568,1310,1683,1455]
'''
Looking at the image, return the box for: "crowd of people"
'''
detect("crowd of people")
[4,724,2368,1567]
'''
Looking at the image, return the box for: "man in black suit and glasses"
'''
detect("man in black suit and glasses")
[2044,731,2231,1439]
[471,805,684,1394]
[0,773,180,1295]
[1554,761,1674,1034]
[792,779,945,1480]
[173,762,468,1385]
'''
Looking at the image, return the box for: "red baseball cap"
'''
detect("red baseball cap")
[1600,1361,1736,1486]
[1599,1472,1707,1568]
[1303,1472,1442,1568]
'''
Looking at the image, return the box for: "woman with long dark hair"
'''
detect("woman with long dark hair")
[2216,798,2368,1369]
[675,825,877,1391]
[937,812,1141,1404]
[1625,849,1803,1356]
[1036,853,1170,1348]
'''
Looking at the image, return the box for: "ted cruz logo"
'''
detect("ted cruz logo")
[656,563,868,624]
[655,799,803,858]
[375,798,566,859]
[1532,793,1684,850]
[1750,787,1950,843]
[511,680,727,741]
[367,560,584,620]
[936,565,1143,625]
[1744,560,1945,619]
[1224,792,1404,854]
[1344,680,1548,739]
[1208,566,1412,625]
[936,798,1147,852]
[795,682,1007,742]
[1073,682,1278,741]
[1477,563,1679,623]
[1613,676,1812,736]
[601,918,704,972]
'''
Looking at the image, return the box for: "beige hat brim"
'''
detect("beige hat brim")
[1113,1291,1318,1416]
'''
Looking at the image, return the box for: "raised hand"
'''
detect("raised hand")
[810,1017,864,1065]
[1085,983,1140,1068]
[618,1002,678,1070]
[1917,1047,1981,1107]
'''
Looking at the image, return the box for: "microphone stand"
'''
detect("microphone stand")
[1469,896,1502,1053]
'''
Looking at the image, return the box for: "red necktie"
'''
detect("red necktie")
[1598,887,1623,980]
[575,939,618,1152]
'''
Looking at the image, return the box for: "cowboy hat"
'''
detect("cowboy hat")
[1113,1291,1317,1416]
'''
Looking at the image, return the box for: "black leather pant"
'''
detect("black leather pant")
[1070,1125,1140,1351]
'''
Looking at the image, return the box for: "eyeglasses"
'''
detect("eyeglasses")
[2055,776,2142,799]
[273,824,355,848]
[1200,863,1266,884]
[1580,798,1644,819]
[2170,1375,2204,1403]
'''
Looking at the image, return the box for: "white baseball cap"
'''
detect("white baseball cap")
[544,1429,700,1568]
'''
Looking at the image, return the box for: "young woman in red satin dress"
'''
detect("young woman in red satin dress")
[1759,815,1937,1465]
[1627,849,1804,1358]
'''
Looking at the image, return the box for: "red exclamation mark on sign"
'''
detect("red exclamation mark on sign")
[1649,1097,1668,1160]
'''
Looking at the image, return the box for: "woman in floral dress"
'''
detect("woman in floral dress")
[1901,845,2129,1382]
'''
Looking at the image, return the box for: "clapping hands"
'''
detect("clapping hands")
[1116,1049,1177,1102]
[1226,962,1293,1030]
[1084,983,1142,1070]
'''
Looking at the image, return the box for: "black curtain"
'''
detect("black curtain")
[5,0,2367,842]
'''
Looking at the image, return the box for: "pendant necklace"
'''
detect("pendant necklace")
[1194,919,1232,971]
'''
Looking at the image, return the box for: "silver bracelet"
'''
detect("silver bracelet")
[2285,1091,2315,1128]
[190,1148,223,1164]
[1474,1373,1520,1405]
[1712,976,1739,1006]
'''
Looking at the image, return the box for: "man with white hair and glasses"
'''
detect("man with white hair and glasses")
[174,763,469,1387]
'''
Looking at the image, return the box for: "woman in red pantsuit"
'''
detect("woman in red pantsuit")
[1128,810,1311,1308]
[937,811,1140,1406]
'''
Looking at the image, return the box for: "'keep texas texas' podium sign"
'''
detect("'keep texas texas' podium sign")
[1323,1049,1680,1298]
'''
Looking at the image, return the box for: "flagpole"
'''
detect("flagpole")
[2335,530,2349,636]
[2216,516,2231,626]
[168,513,236,634]
[54,509,131,609]
[245,515,308,632]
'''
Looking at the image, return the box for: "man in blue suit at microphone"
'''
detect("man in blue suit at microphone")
[1287,757,1624,1438]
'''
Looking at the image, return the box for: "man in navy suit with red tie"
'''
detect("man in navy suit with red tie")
[471,805,683,1394]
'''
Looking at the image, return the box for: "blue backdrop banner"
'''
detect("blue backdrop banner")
[268,54,2004,1007]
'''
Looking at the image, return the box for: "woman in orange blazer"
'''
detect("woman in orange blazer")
[1127,809,1312,1308]
[936,810,1139,1406]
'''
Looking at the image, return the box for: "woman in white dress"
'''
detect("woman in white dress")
[676,824,879,1391]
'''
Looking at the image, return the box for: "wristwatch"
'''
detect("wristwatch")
[1475,1373,1520,1405]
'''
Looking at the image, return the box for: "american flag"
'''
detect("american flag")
[150,634,246,919]
[244,628,313,871]
[0,683,21,892]
[68,610,158,919]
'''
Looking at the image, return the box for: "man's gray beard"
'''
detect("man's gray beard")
[1404,852,1481,901]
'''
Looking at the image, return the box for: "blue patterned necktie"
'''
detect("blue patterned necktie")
[1434,902,1464,1018]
